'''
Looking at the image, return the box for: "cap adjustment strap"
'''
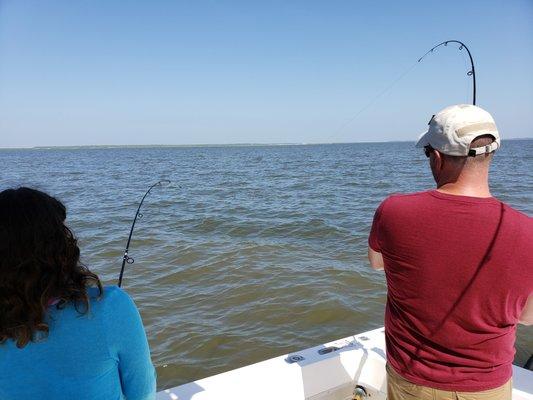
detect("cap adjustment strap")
[467,141,499,157]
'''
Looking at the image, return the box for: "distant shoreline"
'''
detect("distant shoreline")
[1,137,531,150]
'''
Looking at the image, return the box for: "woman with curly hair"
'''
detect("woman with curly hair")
[0,187,156,400]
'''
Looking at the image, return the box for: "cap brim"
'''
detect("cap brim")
[415,130,430,148]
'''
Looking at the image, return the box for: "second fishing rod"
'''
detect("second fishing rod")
[118,180,171,288]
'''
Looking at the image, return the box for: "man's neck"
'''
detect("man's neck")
[436,181,492,198]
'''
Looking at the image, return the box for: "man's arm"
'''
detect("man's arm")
[519,294,533,326]
[368,199,387,271]
[368,247,384,270]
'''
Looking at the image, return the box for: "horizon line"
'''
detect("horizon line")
[1,137,531,150]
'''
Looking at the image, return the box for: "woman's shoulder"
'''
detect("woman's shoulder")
[88,284,124,298]
[87,286,144,345]
[87,285,136,314]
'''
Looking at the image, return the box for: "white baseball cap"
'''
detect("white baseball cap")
[415,104,501,156]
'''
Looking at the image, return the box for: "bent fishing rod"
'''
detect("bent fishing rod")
[118,180,170,287]
[418,40,476,105]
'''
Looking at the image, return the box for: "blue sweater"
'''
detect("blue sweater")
[0,286,156,400]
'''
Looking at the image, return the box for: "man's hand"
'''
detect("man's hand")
[519,294,533,326]
[368,247,384,270]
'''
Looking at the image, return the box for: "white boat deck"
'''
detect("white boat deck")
[157,327,533,400]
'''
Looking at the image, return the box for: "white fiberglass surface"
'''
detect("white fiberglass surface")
[157,327,533,400]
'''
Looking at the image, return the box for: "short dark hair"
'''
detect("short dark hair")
[0,187,102,348]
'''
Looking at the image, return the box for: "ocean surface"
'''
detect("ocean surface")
[1,140,532,390]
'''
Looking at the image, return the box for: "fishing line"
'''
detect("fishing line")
[327,39,476,142]
[118,180,171,287]
[327,60,419,142]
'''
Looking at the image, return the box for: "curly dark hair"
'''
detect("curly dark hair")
[0,187,102,348]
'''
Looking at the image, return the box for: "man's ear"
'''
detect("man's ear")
[433,150,444,171]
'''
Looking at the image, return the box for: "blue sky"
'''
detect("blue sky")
[0,0,531,147]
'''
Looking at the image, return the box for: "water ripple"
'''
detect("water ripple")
[0,141,531,389]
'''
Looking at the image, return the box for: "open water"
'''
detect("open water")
[1,140,531,390]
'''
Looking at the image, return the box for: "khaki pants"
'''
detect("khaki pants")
[387,364,512,400]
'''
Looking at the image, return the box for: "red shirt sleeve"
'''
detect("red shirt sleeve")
[369,198,387,252]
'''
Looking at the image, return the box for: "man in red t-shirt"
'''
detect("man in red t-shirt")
[368,104,532,399]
